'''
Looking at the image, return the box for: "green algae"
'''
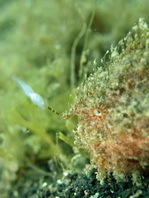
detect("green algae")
[0,0,149,196]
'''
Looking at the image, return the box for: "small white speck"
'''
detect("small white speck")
[93,58,97,66]
[110,190,114,193]
[57,179,63,184]
[41,182,47,188]
[63,172,69,177]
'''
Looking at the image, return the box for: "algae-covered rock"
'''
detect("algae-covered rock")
[70,18,149,183]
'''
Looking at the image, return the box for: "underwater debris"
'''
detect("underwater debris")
[70,18,149,183]
[12,75,46,110]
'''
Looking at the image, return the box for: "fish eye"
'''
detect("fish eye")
[93,109,102,117]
